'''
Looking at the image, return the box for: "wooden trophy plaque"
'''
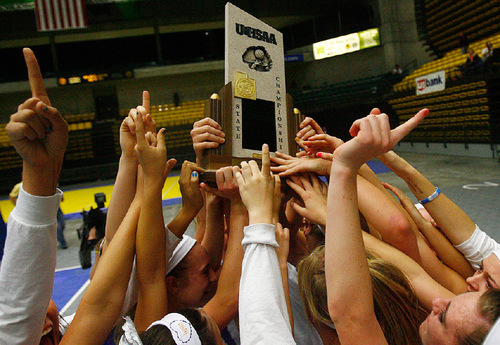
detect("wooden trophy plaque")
[199,3,304,185]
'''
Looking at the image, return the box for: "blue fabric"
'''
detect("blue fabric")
[221,327,237,345]
[366,159,391,174]
[103,328,116,345]
[0,210,6,261]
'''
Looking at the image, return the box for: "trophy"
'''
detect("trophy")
[199,3,304,185]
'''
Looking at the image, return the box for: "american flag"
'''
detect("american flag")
[35,0,87,31]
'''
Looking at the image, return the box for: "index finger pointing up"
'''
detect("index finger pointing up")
[142,90,150,114]
[390,108,428,145]
[23,48,51,106]
[261,143,270,177]
[134,110,148,148]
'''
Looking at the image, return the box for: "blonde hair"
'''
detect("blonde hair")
[298,245,427,345]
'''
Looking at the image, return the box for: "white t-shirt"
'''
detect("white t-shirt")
[239,223,295,345]
[0,186,62,345]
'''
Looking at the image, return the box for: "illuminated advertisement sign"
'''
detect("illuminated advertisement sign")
[313,28,380,60]
[415,70,445,95]
[57,70,134,86]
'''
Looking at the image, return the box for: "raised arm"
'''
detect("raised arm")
[362,231,455,310]
[0,48,68,345]
[199,167,233,270]
[61,185,141,345]
[104,92,155,246]
[203,166,248,330]
[167,160,204,239]
[190,117,225,239]
[378,150,476,246]
[236,144,295,344]
[325,110,427,345]
[382,182,475,279]
[133,108,176,332]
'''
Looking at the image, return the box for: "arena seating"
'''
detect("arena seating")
[120,99,205,155]
[389,30,500,145]
[415,0,500,57]
[393,32,500,93]
[0,100,203,193]
[390,81,495,143]
[289,75,386,113]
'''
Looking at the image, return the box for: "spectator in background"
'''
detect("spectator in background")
[459,31,469,54]
[482,42,497,73]
[173,91,180,107]
[392,63,403,75]
[482,42,494,61]
[57,198,67,249]
[463,48,482,75]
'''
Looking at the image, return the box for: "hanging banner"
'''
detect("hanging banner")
[313,27,380,60]
[415,70,446,95]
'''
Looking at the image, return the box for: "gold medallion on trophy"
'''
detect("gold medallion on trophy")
[234,71,256,100]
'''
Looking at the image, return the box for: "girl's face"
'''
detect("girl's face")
[419,292,487,345]
[467,254,500,292]
[40,299,60,345]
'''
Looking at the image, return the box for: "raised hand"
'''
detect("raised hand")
[296,116,324,141]
[286,174,328,226]
[201,166,242,201]
[235,144,275,224]
[141,91,156,134]
[178,160,205,212]
[301,134,344,156]
[295,116,325,157]
[333,109,428,171]
[134,108,176,183]
[120,110,139,159]
[190,117,225,162]
[270,151,331,177]
[275,222,290,265]
[5,48,68,195]
[120,92,155,160]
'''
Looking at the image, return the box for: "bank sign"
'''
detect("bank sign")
[415,70,446,95]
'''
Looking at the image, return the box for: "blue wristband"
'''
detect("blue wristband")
[419,187,440,205]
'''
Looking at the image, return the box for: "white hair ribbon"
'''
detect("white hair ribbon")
[147,313,202,345]
[119,316,143,345]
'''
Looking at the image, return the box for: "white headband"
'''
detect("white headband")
[166,235,197,275]
[492,249,500,262]
[120,317,143,345]
[147,313,202,345]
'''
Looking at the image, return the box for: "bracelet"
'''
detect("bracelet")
[419,187,441,205]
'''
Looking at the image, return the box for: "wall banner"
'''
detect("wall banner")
[416,70,446,95]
